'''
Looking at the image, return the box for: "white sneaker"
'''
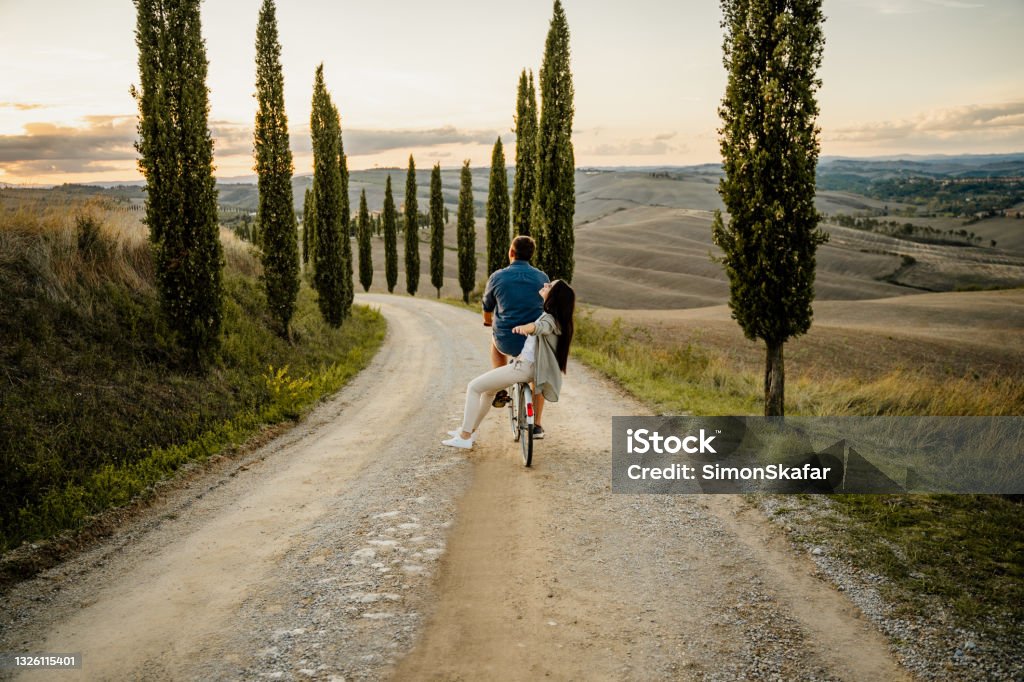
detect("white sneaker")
[442,435,474,449]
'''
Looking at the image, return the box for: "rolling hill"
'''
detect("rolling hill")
[4,158,1023,311]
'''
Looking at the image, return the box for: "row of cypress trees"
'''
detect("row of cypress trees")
[359,156,473,305]
[133,0,575,350]
[402,1,576,301]
[134,0,354,345]
[293,0,578,314]
[357,157,423,298]
[280,0,825,420]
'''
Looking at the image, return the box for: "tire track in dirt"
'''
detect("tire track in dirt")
[392,305,912,681]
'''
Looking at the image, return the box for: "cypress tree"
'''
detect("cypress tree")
[301,186,314,265]
[383,175,398,293]
[512,69,537,236]
[339,148,353,312]
[404,155,420,296]
[254,0,299,337]
[133,0,223,359]
[457,160,476,304]
[486,138,511,276]
[133,0,168,245]
[532,0,575,281]
[305,185,318,268]
[310,63,346,326]
[711,0,828,416]
[357,188,372,292]
[429,162,445,297]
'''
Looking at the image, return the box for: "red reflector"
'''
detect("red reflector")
[527,403,534,417]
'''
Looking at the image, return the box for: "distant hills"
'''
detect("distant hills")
[4,153,1023,219]
[5,160,1023,308]
[5,151,1022,191]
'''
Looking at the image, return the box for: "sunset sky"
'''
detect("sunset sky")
[1,0,1022,185]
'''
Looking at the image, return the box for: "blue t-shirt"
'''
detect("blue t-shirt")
[482,260,550,356]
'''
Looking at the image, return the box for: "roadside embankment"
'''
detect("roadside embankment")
[0,200,385,571]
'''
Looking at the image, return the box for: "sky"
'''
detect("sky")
[0,0,1022,185]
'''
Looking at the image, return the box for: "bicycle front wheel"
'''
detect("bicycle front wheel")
[509,387,520,442]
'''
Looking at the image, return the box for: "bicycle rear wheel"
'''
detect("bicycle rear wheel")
[518,390,533,467]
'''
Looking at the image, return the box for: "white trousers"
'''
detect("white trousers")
[461,360,535,434]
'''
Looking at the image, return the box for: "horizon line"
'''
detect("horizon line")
[4,151,1024,189]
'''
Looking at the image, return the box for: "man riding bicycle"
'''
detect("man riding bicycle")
[482,235,550,438]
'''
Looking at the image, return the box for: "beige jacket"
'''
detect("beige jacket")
[530,312,563,402]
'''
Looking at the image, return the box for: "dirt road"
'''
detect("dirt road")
[0,295,910,681]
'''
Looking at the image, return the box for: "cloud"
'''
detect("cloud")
[0,102,47,111]
[0,116,137,172]
[0,116,508,178]
[828,101,1024,144]
[217,123,504,157]
[860,0,983,15]
[2,159,128,176]
[343,126,502,155]
[209,120,254,156]
[586,132,684,157]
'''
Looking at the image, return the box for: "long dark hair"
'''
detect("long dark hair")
[543,280,575,373]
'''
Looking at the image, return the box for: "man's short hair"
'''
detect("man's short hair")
[511,235,536,262]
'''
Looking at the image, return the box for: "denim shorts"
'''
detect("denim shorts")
[492,332,525,358]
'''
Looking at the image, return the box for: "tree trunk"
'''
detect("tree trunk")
[764,340,785,416]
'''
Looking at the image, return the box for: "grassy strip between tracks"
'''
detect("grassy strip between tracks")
[0,200,386,566]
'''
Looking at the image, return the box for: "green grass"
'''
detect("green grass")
[574,313,761,415]
[829,495,1023,627]
[0,201,386,554]
[572,310,1024,645]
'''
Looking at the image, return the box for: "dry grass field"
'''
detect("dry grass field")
[563,172,1024,402]
[585,289,1024,384]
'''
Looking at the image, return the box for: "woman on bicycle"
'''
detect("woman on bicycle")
[443,279,575,449]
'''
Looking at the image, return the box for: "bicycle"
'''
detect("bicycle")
[507,379,534,467]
